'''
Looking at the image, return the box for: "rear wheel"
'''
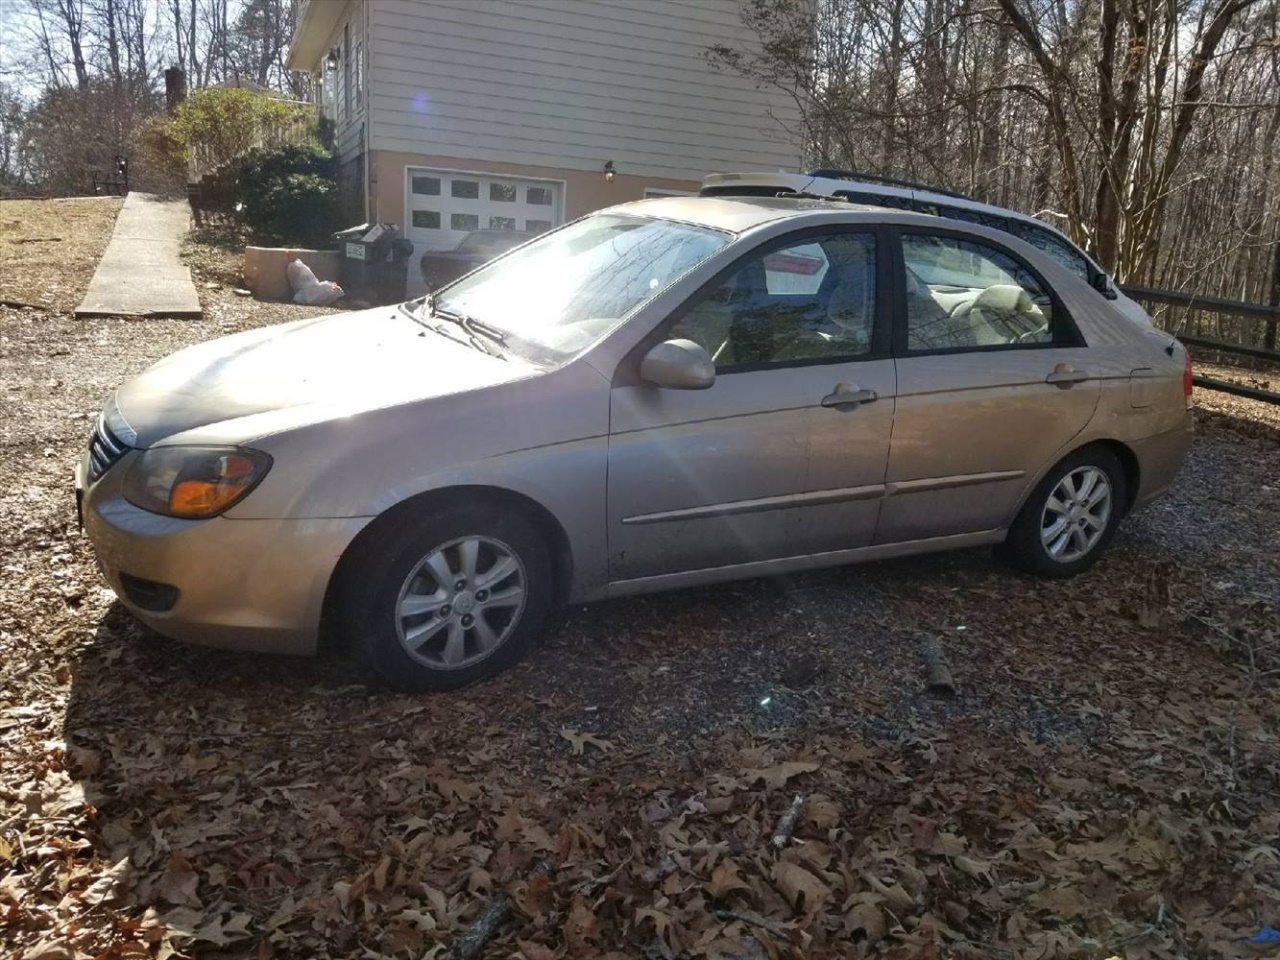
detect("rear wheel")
[337,503,552,692]
[1001,446,1126,577]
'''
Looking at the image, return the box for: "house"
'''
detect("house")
[286,0,800,293]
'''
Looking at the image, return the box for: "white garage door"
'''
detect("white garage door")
[405,168,564,251]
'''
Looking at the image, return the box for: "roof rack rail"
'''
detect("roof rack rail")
[804,169,976,202]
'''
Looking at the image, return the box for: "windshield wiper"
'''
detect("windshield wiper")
[427,297,509,359]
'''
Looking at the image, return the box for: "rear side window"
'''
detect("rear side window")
[938,205,1010,232]
[1012,222,1091,282]
[836,189,913,210]
[900,233,1055,352]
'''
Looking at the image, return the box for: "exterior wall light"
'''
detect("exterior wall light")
[603,161,615,182]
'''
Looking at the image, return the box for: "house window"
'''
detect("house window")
[353,41,363,113]
[526,187,553,206]
[451,213,480,231]
[490,216,516,230]
[526,219,552,233]
[411,176,441,196]
[342,22,351,120]
[321,57,337,118]
[412,210,441,229]
[451,180,480,200]
[490,183,517,202]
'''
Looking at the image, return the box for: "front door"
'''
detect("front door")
[607,230,896,586]
[877,228,1102,543]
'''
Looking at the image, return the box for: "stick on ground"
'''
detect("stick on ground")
[771,794,806,849]
[451,861,554,959]
[917,632,958,695]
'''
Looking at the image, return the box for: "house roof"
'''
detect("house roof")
[286,0,348,71]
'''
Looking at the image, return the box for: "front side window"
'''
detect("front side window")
[901,233,1053,351]
[671,232,877,370]
[435,214,729,364]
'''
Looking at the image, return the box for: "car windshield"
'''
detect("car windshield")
[431,214,731,363]
[458,231,526,255]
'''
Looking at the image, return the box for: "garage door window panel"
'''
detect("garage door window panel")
[670,233,877,372]
[899,233,1063,353]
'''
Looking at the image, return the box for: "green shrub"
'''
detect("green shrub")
[170,87,307,173]
[234,143,340,247]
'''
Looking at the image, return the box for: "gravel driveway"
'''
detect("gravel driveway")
[2,200,1277,960]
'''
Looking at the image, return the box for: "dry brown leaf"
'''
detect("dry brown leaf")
[845,899,887,945]
[517,939,559,960]
[434,777,482,802]
[517,870,555,916]
[806,798,841,829]
[771,860,831,914]
[743,761,820,790]
[156,852,200,907]
[561,895,598,953]
[954,855,997,885]
[1030,885,1090,919]
[80,856,131,906]
[22,939,75,960]
[559,727,614,755]
[706,859,751,899]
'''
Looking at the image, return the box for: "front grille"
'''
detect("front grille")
[87,415,131,481]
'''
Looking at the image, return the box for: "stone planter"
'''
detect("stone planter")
[243,247,341,301]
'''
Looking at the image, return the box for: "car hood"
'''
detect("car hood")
[112,305,538,448]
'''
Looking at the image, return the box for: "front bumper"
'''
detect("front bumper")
[77,452,371,655]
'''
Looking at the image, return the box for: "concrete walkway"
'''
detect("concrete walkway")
[76,192,202,319]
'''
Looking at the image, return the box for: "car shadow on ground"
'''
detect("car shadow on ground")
[63,543,1106,818]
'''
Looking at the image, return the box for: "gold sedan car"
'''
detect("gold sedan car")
[78,197,1193,691]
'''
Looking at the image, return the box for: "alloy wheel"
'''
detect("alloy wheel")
[1040,466,1112,563]
[395,535,527,669]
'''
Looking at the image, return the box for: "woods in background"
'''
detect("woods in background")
[712,0,1279,304]
[0,0,305,197]
[2,0,1275,308]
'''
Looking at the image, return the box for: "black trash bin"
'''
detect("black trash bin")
[335,223,412,305]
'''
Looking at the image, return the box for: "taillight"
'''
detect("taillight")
[1182,348,1194,405]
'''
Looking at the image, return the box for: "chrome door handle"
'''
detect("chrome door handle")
[1045,367,1090,387]
[821,386,878,408]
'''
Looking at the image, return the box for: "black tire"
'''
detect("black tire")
[336,502,553,692]
[1000,445,1127,578]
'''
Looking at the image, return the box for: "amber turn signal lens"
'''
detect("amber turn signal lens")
[167,454,258,517]
[124,446,271,519]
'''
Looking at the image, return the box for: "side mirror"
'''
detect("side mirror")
[640,339,715,390]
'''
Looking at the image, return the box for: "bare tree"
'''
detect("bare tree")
[711,0,1280,322]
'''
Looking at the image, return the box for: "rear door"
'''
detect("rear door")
[607,228,896,585]
[877,227,1101,544]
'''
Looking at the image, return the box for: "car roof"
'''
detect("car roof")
[609,195,900,234]
[700,172,1080,247]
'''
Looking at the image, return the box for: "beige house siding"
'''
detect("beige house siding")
[289,0,802,279]
[366,0,800,180]
[299,0,370,221]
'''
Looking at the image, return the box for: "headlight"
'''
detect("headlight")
[122,446,272,519]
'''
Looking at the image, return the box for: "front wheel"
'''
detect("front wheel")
[1000,447,1126,577]
[336,503,553,692]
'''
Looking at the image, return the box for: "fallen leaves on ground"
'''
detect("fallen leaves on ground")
[1,204,1278,959]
